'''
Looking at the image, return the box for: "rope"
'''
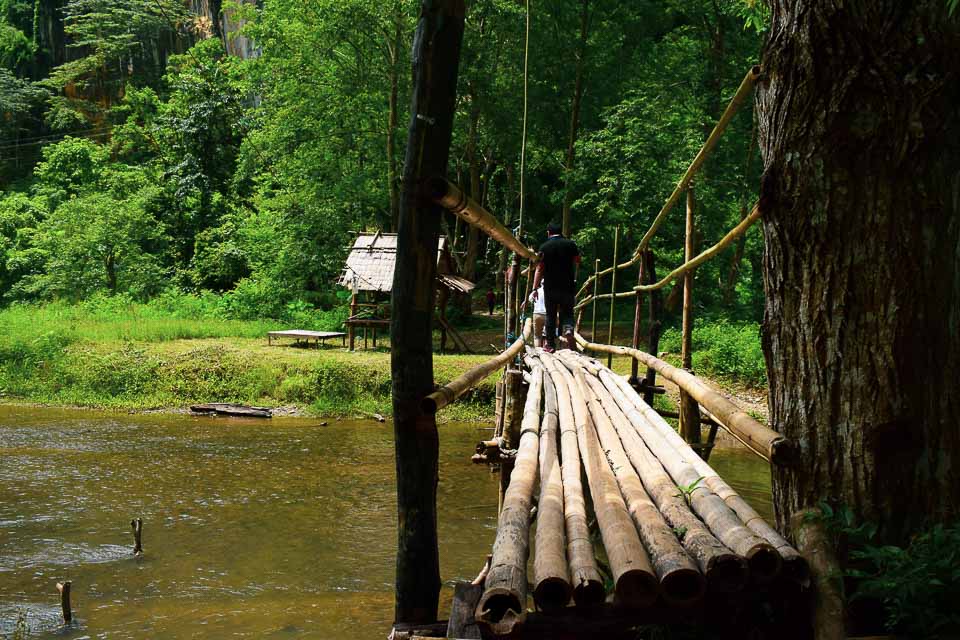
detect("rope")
[518,0,531,239]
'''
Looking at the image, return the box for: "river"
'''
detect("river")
[0,406,772,638]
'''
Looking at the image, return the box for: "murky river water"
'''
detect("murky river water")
[0,406,772,638]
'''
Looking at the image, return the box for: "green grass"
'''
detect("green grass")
[0,302,498,421]
[659,320,767,388]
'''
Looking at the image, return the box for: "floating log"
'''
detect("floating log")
[539,355,604,607]
[573,359,782,583]
[579,374,705,607]
[555,355,659,608]
[476,366,543,636]
[532,360,573,611]
[423,319,531,414]
[605,371,808,582]
[56,581,72,624]
[574,335,797,466]
[131,518,143,556]
[190,403,272,418]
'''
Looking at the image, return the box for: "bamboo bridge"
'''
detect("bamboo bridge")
[390,9,813,635]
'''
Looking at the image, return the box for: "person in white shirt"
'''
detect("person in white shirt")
[528,284,546,347]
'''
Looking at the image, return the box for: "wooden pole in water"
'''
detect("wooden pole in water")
[606,226,619,367]
[679,189,701,450]
[531,357,572,611]
[390,0,465,625]
[629,258,646,385]
[57,581,72,624]
[477,367,543,636]
[131,518,143,556]
[539,353,604,606]
[590,258,599,341]
[643,251,662,406]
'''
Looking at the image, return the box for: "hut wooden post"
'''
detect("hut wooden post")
[642,250,662,406]
[679,189,701,449]
[57,581,72,624]
[390,0,465,626]
[606,225,620,367]
[349,292,357,351]
[629,257,646,385]
[590,258,600,340]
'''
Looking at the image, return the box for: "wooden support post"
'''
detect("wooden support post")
[606,225,619,367]
[679,189,701,450]
[498,369,525,511]
[642,250,662,406]
[373,327,377,349]
[364,325,368,350]
[590,258,599,340]
[131,518,143,556]
[56,581,72,624]
[792,509,845,640]
[349,292,357,352]
[390,0,465,626]
[629,259,646,385]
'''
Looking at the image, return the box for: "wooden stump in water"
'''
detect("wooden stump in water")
[131,518,143,556]
[56,581,72,624]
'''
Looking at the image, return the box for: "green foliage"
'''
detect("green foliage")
[816,503,960,638]
[675,476,704,506]
[660,320,767,387]
[0,21,33,72]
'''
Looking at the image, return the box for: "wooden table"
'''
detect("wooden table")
[267,330,347,347]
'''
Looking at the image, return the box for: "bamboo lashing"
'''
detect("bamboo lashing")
[578,373,706,606]
[422,319,532,414]
[539,353,604,606]
[574,333,798,466]
[575,202,762,310]
[476,366,544,635]
[530,354,573,611]
[575,65,762,301]
[551,354,660,608]
[428,178,538,261]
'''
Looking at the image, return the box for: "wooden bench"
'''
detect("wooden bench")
[267,330,347,348]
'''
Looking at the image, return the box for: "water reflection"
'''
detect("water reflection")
[0,406,771,638]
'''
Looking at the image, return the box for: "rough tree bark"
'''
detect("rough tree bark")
[391,0,465,625]
[757,1,960,543]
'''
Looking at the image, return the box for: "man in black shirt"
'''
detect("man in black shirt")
[532,222,581,352]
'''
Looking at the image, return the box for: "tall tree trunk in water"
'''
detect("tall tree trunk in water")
[386,0,403,231]
[561,0,589,238]
[460,99,482,313]
[757,1,960,545]
[391,0,465,625]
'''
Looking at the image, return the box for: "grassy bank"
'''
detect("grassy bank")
[0,302,498,421]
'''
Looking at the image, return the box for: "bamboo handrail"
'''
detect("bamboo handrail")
[574,202,761,310]
[422,319,532,414]
[573,333,799,466]
[575,65,762,300]
[428,177,538,261]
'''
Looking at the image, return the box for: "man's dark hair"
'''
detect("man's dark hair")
[546,222,562,236]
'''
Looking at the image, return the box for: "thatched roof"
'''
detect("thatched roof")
[339,232,475,294]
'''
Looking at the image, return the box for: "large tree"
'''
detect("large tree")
[757,1,960,544]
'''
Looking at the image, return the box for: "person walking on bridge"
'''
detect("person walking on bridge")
[532,222,580,352]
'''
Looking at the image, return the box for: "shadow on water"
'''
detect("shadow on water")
[0,406,771,638]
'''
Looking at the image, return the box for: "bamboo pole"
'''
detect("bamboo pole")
[642,251,661,406]
[428,178,538,261]
[679,188,701,449]
[574,334,797,466]
[606,226,619,368]
[422,319,531,414]
[477,367,543,636]
[574,66,761,301]
[531,356,572,611]
[605,371,808,582]
[57,581,72,624]
[550,354,659,608]
[590,258,599,341]
[539,354,604,606]
[576,361,783,583]
[578,374,705,606]
[629,259,645,384]
[131,518,143,556]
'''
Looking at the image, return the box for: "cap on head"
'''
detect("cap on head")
[546,222,562,236]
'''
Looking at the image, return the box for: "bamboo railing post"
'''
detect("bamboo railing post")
[629,258,646,385]
[606,226,619,367]
[643,250,661,406]
[57,581,72,624]
[499,368,525,511]
[590,258,599,340]
[131,518,143,556]
[679,189,701,450]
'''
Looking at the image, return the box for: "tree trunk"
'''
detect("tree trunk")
[391,0,465,625]
[561,0,589,239]
[757,1,960,544]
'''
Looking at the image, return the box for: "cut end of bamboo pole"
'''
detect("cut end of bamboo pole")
[745,543,783,583]
[614,569,660,609]
[476,588,527,636]
[426,175,454,203]
[421,395,440,415]
[571,577,605,608]
[782,553,811,585]
[533,576,572,613]
[660,567,707,608]
[705,554,749,593]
